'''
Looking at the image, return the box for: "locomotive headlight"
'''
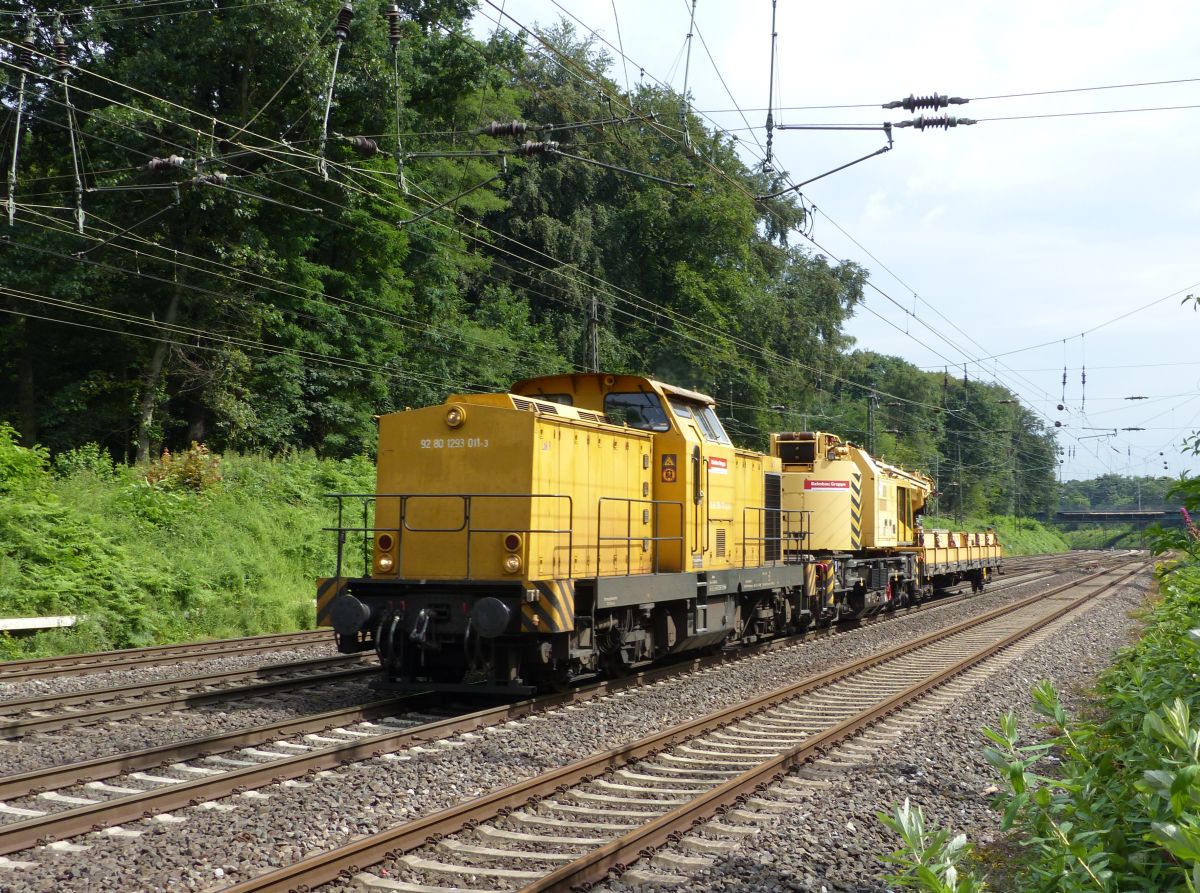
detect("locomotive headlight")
[377,554,395,572]
[502,553,522,574]
[445,406,466,428]
[377,533,394,552]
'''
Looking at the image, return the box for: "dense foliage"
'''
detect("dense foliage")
[0,1,1057,513]
[0,424,371,657]
[1058,474,1180,511]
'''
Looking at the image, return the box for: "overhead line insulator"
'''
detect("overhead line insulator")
[894,115,976,131]
[15,34,36,71]
[480,120,532,137]
[146,154,188,172]
[52,30,71,75]
[386,3,402,50]
[882,93,968,111]
[344,135,380,156]
[514,140,559,156]
[334,1,354,42]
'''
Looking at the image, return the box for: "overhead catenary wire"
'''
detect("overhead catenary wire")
[696,76,1200,113]
[0,19,1104,468]
[470,2,1136,475]
[0,23,1027,446]
[11,13,1032,444]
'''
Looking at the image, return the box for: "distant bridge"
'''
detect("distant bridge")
[1051,510,1184,529]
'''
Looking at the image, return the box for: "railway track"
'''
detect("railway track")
[0,553,1135,885]
[215,556,1148,893]
[0,558,1085,857]
[0,629,330,683]
[0,653,379,740]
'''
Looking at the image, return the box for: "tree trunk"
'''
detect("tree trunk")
[186,399,207,445]
[135,285,182,464]
[16,316,37,447]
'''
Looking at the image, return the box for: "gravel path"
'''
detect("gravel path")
[0,567,1131,892]
[596,570,1152,893]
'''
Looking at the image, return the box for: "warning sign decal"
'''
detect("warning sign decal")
[661,454,677,483]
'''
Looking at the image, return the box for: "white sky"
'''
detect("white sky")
[471,0,1200,482]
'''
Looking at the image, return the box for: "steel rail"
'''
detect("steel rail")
[0,663,378,740]
[526,559,1151,891]
[0,653,372,717]
[0,629,330,681]
[0,557,1087,857]
[217,557,1147,893]
[0,563,1052,798]
[0,694,426,801]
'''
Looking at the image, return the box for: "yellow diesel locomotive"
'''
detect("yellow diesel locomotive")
[318,373,1001,692]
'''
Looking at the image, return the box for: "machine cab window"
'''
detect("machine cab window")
[604,391,671,431]
[668,398,732,444]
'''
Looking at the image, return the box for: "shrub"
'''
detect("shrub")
[143,442,222,491]
[53,442,118,479]
[0,423,48,494]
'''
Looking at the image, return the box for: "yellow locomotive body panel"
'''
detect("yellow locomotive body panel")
[369,394,655,632]
[772,432,930,552]
[511,374,780,575]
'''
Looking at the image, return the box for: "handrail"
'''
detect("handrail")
[595,496,685,576]
[324,492,572,580]
[741,506,811,568]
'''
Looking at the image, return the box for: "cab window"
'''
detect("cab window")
[667,398,694,419]
[536,393,574,406]
[697,406,732,445]
[604,392,671,432]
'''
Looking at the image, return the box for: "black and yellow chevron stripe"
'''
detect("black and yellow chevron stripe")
[315,577,347,627]
[850,472,863,549]
[817,561,837,608]
[520,580,576,633]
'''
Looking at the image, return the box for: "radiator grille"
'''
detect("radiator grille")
[764,472,782,560]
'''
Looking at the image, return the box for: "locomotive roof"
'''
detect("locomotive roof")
[509,373,716,406]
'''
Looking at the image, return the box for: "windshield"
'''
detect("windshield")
[604,391,671,432]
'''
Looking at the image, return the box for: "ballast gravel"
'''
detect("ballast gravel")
[0,564,1143,893]
[0,640,339,702]
[0,673,380,779]
[597,572,1151,893]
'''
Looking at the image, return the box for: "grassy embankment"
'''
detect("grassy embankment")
[922,514,1070,556]
[0,425,372,660]
[1057,523,1147,550]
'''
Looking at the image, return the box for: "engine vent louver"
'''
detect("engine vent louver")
[715,527,727,558]
[511,397,560,414]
